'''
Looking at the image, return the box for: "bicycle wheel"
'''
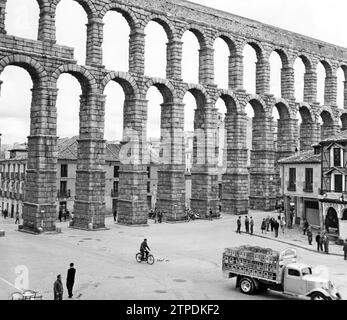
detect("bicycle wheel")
[136,253,142,263]
[147,254,155,265]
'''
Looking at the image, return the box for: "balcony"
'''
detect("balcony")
[57,189,71,198]
[111,189,118,198]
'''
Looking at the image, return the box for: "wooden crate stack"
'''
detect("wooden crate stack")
[223,246,280,282]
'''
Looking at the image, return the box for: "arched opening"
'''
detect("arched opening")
[55,72,83,215]
[5,0,39,40]
[213,37,229,89]
[245,103,254,167]
[269,51,282,98]
[103,10,130,72]
[243,44,258,94]
[297,106,315,152]
[56,0,87,65]
[56,74,80,139]
[104,81,125,142]
[181,31,200,84]
[294,57,306,102]
[145,21,168,78]
[146,87,163,142]
[0,65,32,217]
[215,99,227,170]
[317,62,327,105]
[183,91,197,206]
[320,110,334,140]
[337,67,345,109]
[325,207,339,234]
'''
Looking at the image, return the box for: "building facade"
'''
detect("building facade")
[318,131,347,242]
[279,149,321,228]
[0,137,158,218]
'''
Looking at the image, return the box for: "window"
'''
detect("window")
[147,166,150,178]
[288,269,300,277]
[334,174,342,193]
[288,168,296,191]
[61,164,68,178]
[147,181,151,193]
[301,267,312,276]
[304,168,313,192]
[60,181,67,194]
[114,166,119,178]
[333,148,341,167]
[113,181,119,193]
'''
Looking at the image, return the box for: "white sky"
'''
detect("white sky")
[0,0,346,145]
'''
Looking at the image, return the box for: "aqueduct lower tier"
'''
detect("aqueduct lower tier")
[1,0,347,232]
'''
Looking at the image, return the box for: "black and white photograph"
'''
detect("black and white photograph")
[0,0,347,311]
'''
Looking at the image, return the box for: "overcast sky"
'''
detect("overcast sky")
[0,0,347,145]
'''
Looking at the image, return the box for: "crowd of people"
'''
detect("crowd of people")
[259,215,286,238]
[148,207,164,223]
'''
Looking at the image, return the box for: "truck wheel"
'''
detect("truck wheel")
[239,277,255,295]
[310,292,329,300]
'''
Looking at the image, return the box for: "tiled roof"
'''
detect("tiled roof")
[278,150,321,164]
[320,130,347,144]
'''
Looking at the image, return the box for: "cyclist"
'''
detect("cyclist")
[140,238,151,260]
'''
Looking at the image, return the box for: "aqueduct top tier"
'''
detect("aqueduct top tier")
[1,0,347,232]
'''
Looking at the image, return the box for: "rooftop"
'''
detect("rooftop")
[278,150,321,164]
[319,130,347,144]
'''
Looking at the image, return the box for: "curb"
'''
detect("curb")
[239,231,344,257]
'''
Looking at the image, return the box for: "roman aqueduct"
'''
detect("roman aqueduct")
[0,0,347,232]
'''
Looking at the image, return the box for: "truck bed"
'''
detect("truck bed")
[223,246,282,284]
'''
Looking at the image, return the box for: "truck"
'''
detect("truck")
[222,245,341,300]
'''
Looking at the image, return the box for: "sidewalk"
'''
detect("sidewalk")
[231,210,344,257]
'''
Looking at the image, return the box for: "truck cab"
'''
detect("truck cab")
[283,263,341,300]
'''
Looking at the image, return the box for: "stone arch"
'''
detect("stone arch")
[241,40,265,61]
[320,107,335,124]
[144,14,175,41]
[212,33,237,55]
[183,84,209,108]
[180,25,207,49]
[297,103,314,122]
[273,100,291,119]
[270,48,290,67]
[144,78,175,103]
[325,207,339,234]
[51,64,97,93]
[319,59,333,77]
[214,90,240,114]
[72,0,98,19]
[99,2,137,31]
[339,63,347,80]
[0,54,48,86]
[295,53,313,71]
[342,208,347,220]
[101,71,139,97]
[244,94,267,116]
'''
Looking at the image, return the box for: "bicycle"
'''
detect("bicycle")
[136,251,155,265]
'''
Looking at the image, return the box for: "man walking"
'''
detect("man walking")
[66,263,76,299]
[307,226,313,245]
[236,216,241,233]
[58,210,62,222]
[250,217,254,235]
[208,208,213,221]
[14,211,20,224]
[316,232,322,252]
[245,216,249,234]
[53,274,63,300]
[343,239,347,260]
[274,219,279,238]
[303,219,309,235]
[323,232,329,254]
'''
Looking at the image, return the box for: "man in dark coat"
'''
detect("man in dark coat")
[66,263,76,298]
[307,226,313,245]
[208,208,213,221]
[58,210,62,222]
[245,216,249,233]
[140,239,150,260]
[236,216,241,233]
[274,220,279,238]
[250,217,254,235]
[316,232,323,252]
[53,274,63,300]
